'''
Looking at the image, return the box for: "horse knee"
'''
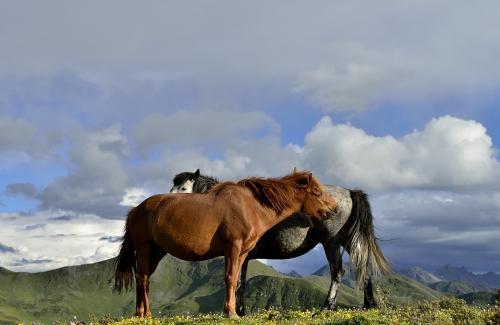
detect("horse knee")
[225,273,236,286]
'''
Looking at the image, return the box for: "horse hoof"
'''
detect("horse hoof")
[323,303,337,311]
[228,313,240,319]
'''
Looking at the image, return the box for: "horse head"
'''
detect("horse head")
[291,171,337,219]
[170,169,200,193]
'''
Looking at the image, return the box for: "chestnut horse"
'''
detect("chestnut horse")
[113,171,337,318]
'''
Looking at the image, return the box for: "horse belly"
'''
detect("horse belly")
[251,226,315,259]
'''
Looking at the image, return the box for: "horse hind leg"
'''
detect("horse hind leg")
[322,240,344,310]
[236,258,249,316]
[134,244,153,317]
[344,245,378,309]
[363,276,377,309]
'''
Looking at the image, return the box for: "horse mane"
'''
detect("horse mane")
[236,172,311,214]
[193,174,219,193]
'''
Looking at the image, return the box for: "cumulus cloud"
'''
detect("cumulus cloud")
[119,187,150,207]
[134,114,500,193]
[134,136,302,194]
[38,125,129,218]
[302,116,500,190]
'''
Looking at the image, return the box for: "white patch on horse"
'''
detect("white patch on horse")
[170,179,194,193]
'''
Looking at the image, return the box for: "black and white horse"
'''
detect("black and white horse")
[170,169,390,315]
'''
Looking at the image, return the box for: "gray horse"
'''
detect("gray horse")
[170,169,390,315]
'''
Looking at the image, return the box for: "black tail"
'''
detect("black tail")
[113,208,137,293]
[342,189,391,287]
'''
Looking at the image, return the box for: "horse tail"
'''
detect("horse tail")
[113,207,137,293]
[343,189,391,287]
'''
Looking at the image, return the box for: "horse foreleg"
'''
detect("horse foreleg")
[224,242,247,319]
[322,241,344,310]
[236,258,249,316]
[135,246,151,317]
[363,276,378,308]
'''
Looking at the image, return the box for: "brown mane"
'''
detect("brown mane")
[237,171,312,214]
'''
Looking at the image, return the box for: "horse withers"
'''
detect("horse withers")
[114,171,337,319]
[171,169,390,315]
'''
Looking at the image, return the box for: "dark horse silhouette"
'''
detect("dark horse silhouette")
[171,169,390,315]
[114,170,337,318]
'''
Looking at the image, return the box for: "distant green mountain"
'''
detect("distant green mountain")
[1,258,448,324]
[310,263,497,305]
[283,270,302,278]
[435,265,500,289]
[398,266,442,284]
[429,280,490,295]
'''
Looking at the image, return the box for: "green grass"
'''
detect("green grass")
[79,298,499,325]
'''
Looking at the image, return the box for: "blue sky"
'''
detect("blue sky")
[1,1,500,274]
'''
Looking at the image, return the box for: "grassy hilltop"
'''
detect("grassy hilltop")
[105,300,498,325]
[0,257,497,324]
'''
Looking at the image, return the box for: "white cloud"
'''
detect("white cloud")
[301,115,500,190]
[0,211,123,272]
[120,187,150,207]
[134,114,500,192]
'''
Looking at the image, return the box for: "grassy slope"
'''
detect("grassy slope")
[0,257,447,324]
[458,291,497,306]
[0,257,285,323]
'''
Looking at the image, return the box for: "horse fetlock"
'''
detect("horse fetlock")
[323,299,338,311]
[236,304,246,316]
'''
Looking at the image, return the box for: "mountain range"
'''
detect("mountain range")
[0,257,498,324]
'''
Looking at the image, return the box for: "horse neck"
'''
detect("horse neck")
[256,192,306,230]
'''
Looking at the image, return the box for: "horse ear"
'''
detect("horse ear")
[189,169,200,181]
[292,166,298,174]
[296,172,312,187]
